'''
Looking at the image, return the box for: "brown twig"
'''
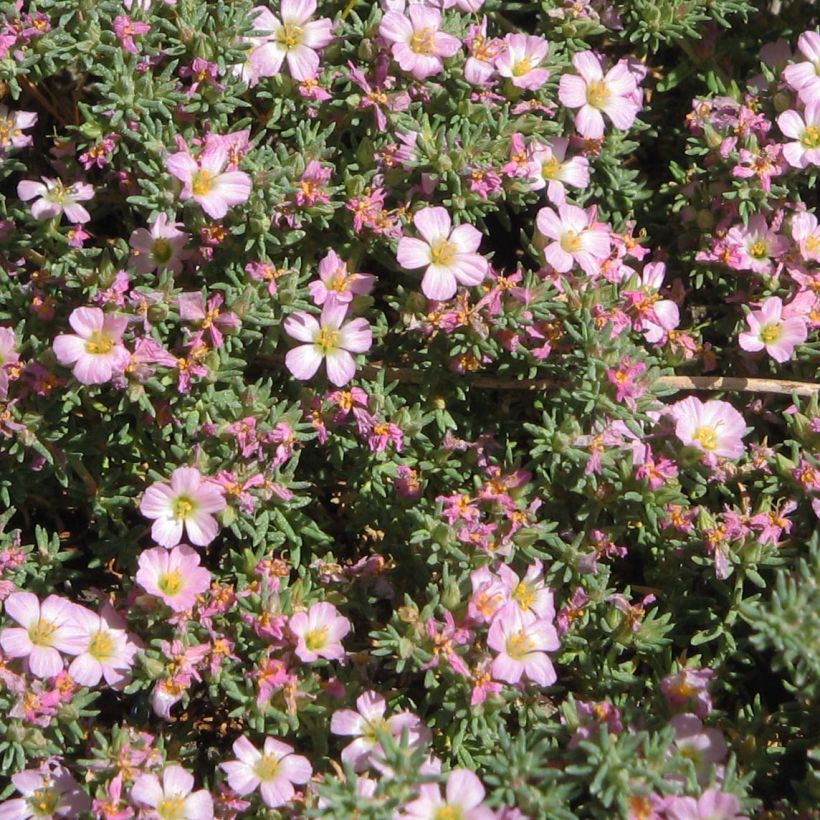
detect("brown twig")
[255,354,819,398]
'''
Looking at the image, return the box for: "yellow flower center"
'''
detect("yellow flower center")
[804,234,820,253]
[410,27,435,55]
[0,116,21,146]
[157,569,184,597]
[512,58,533,77]
[586,80,610,109]
[430,239,457,267]
[435,807,464,820]
[759,322,782,344]
[48,181,69,204]
[191,170,214,196]
[363,717,390,742]
[254,753,280,781]
[276,22,304,50]
[156,796,187,820]
[513,582,536,611]
[84,331,115,355]
[748,240,768,259]
[315,327,339,353]
[692,426,718,451]
[305,626,328,651]
[173,496,195,520]
[329,273,349,292]
[801,125,820,149]
[505,630,533,660]
[541,157,561,179]
[560,230,582,253]
[29,787,59,818]
[28,618,57,647]
[152,238,173,264]
[88,630,115,661]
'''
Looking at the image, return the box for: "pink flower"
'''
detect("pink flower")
[623,262,680,343]
[487,603,560,686]
[0,326,19,401]
[68,605,140,688]
[308,250,377,307]
[669,397,747,460]
[220,735,312,809]
[0,592,86,678]
[288,601,351,662]
[284,302,372,387]
[496,561,555,620]
[738,296,808,363]
[131,764,213,819]
[661,667,715,718]
[0,105,37,153]
[0,764,91,818]
[129,213,190,274]
[526,138,589,206]
[379,7,461,80]
[536,203,610,276]
[166,143,252,219]
[52,307,130,386]
[495,34,550,90]
[559,51,640,139]
[670,714,727,786]
[725,215,788,275]
[113,15,151,54]
[397,206,488,300]
[248,1,334,82]
[791,211,820,263]
[17,177,94,223]
[136,545,212,612]
[400,769,495,820]
[777,101,820,168]
[139,466,227,548]
[330,690,432,772]
[783,31,820,103]
[665,788,747,820]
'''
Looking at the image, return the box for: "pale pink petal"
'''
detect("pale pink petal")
[152,517,184,548]
[452,253,488,286]
[4,591,41,628]
[414,206,452,244]
[131,774,164,808]
[221,762,259,795]
[259,779,294,809]
[16,179,46,201]
[397,237,433,270]
[337,319,372,353]
[524,653,556,686]
[324,349,356,387]
[163,765,194,797]
[286,344,324,381]
[284,312,320,343]
[0,627,34,657]
[281,0,316,24]
[603,63,636,96]
[603,99,639,130]
[421,266,457,300]
[140,484,175,519]
[449,223,482,254]
[445,770,484,809]
[379,11,413,44]
[575,105,605,139]
[62,202,91,223]
[250,42,286,77]
[232,735,262,765]
[183,512,219,547]
[184,791,214,819]
[68,654,103,687]
[286,45,319,81]
[777,110,805,139]
[330,710,367,736]
[69,306,104,337]
[544,243,574,272]
[166,152,199,184]
[211,172,252,207]
[491,653,523,684]
[572,50,603,82]
[28,645,64,678]
[278,754,312,784]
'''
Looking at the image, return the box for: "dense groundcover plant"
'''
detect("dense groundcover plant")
[0,0,818,816]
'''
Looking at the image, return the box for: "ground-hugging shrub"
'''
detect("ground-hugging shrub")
[0,0,818,816]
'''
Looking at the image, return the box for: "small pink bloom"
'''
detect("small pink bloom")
[738,296,808,363]
[308,250,377,307]
[129,213,190,274]
[68,605,140,688]
[248,0,334,82]
[139,466,227,548]
[284,302,372,387]
[400,769,495,820]
[220,735,312,809]
[166,143,252,220]
[0,326,20,401]
[725,215,788,275]
[791,210,820,262]
[0,592,86,679]
[487,603,559,687]
[526,138,589,206]
[783,31,820,103]
[669,397,747,461]
[536,203,611,276]
[0,764,91,818]
[379,7,461,80]
[113,15,151,54]
[17,177,94,223]
[136,545,212,612]
[289,601,350,662]
[0,105,37,153]
[669,714,727,786]
[496,33,550,90]
[131,764,213,819]
[397,206,488,300]
[330,690,431,772]
[661,667,715,718]
[52,307,130,386]
[665,788,747,820]
[559,51,640,138]
[777,100,820,168]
